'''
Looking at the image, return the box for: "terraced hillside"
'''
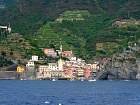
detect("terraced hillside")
[0,0,140,62]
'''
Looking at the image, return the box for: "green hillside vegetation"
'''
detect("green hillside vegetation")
[56,10,90,22]
[28,11,140,60]
[1,0,140,34]
[0,55,13,67]
[28,11,110,59]
[0,33,33,61]
[0,0,140,62]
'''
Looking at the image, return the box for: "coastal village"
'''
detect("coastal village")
[0,24,140,80]
[17,45,99,80]
[0,0,140,81]
[14,43,140,81]
[1,1,140,105]
[0,24,99,80]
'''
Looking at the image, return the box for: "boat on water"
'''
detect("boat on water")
[52,78,56,81]
[123,80,130,81]
[80,77,84,81]
[81,79,84,81]
[88,79,96,82]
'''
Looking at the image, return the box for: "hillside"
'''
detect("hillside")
[28,10,140,60]
[0,0,140,62]
[0,33,33,62]
[0,0,140,34]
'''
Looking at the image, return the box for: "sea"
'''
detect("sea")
[0,80,140,105]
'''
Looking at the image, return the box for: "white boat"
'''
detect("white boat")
[80,77,84,81]
[52,78,56,81]
[88,79,96,82]
[123,80,130,81]
[81,79,84,81]
[70,79,75,81]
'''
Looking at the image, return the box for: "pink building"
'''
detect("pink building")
[62,51,73,58]
[44,48,57,57]
[64,66,73,78]
[84,68,92,79]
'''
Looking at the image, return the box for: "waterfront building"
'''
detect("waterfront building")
[48,62,65,79]
[63,65,74,79]
[48,63,58,71]
[16,65,26,79]
[51,70,65,79]
[84,68,92,79]
[36,59,66,79]
[26,61,35,67]
[16,65,25,73]
[58,58,64,71]
[26,61,36,79]
[70,57,77,61]
[77,68,84,79]
[36,65,51,79]
[63,58,86,80]
[91,62,99,72]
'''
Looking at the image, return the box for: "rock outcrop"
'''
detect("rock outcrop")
[97,53,139,80]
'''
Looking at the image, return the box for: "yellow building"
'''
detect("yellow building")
[16,65,25,73]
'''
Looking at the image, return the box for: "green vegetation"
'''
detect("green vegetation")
[0,33,33,61]
[0,0,140,63]
[0,55,13,67]
[29,11,140,60]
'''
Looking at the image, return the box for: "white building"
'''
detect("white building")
[26,61,36,79]
[31,55,38,61]
[37,65,51,79]
[58,58,64,71]
[26,61,35,67]
[48,63,58,71]
[70,57,77,61]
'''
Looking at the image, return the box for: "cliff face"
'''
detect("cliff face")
[97,53,139,80]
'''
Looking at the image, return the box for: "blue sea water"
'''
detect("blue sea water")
[0,80,140,105]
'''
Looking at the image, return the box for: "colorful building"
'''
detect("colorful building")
[84,68,92,79]
[36,65,51,79]
[44,48,57,58]
[26,61,36,80]
[62,51,73,58]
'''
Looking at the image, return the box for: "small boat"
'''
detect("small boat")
[81,79,84,81]
[52,78,56,81]
[88,79,96,82]
[80,77,84,81]
[70,79,75,81]
[123,80,130,81]
[70,78,75,81]
[44,101,50,104]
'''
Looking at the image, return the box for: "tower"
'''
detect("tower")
[58,42,64,71]
[58,58,63,71]
[60,44,63,55]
